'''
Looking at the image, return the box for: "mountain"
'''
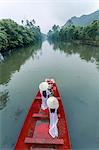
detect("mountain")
[65,10,99,26]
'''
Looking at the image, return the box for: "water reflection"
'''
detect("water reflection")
[14,107,24,120]
[0,89,9,110]
[0,42,42,85]
[0,53,4,63]
[50,41,99,70]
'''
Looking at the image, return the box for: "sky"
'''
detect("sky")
[0,0,99,33]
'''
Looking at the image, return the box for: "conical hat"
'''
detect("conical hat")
[51,78,55,83]
[39,82,48,92]
[47,96,59,109]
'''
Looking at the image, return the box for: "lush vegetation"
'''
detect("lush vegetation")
[0,19,42,52]
[47,20,99,45]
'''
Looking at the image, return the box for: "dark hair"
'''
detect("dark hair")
[49,89,52,92]
[42,91,47,98]
[50,108,55,113]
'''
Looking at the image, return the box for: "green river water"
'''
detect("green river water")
[0,41,99,150]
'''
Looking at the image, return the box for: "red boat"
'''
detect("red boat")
[14,81,71,150]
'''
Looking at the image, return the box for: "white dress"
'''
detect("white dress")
[49,109,58,138]
[41,95,48,110]
[41,89,52,110]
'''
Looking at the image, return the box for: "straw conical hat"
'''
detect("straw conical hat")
[47,96,59,109]
[39,82,49,92]
[51,78,55,83]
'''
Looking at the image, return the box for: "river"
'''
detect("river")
[0,41,99,150]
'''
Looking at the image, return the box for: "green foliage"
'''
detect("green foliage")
[47,25,60,41]
[47,20,99,44]
[0,19,42,52]
[0,30,8,50]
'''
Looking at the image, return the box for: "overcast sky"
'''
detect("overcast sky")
[0,0,99,33]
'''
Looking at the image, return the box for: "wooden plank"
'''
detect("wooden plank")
[35,96,60,100]
[32,113,48,119]
[30,147,55,150]
[25,137,64,145]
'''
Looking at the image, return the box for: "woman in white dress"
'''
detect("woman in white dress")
[47,96,59,138]
[39,82,49,110]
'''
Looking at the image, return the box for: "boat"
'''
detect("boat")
[14,79,71,150]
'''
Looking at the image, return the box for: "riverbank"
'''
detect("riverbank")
[73,40,99,47]
[49,39,99,47]
[47,20,99,47]
[0,19,42,53]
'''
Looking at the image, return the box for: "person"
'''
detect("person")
[47,96,59,138]
[45,78,55,97]
[39,82,49,110]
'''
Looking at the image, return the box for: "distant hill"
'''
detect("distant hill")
[65,10,99,26]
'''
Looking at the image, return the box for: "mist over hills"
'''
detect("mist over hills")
[65,10,99,26]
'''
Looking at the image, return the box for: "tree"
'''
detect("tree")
[21,20,24,25]
[0,19,42,52]
[47,20,99,44]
